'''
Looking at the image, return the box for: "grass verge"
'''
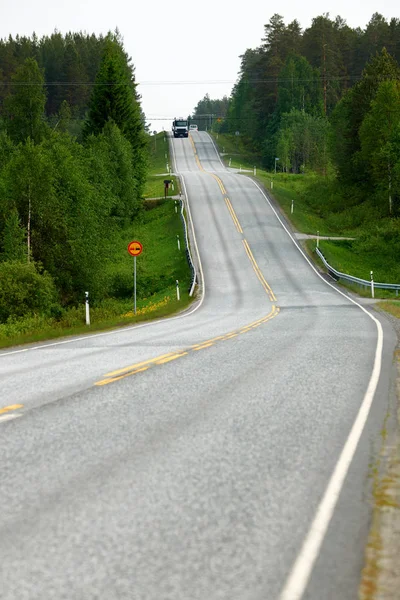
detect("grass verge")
[1,166,194,348]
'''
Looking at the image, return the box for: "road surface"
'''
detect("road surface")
[0,132,396,600]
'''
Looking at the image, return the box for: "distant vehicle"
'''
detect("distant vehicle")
[189,124,198,131]
[172,118,188,138]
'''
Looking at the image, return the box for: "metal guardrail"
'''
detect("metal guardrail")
[316,247,400,293]
[179,198,197,296]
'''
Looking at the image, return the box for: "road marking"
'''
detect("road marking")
[243,240,276,301]
[155,352,188,364]
[103,353,177,377]
[94,306,280,387]
[225,197,243,233]
[242,239,276,301]
[0,413,23,423]
[243,179,385,600]
[96,366,150,386]
[0,404,24,415]
[192,342,215,350]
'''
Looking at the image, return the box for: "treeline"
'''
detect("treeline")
[0,32,106,118]
[0,32,148,323]
[192,13,400,218]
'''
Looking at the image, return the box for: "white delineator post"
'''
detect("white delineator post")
[229,158,231,167]
[176,280,180,301]
[291,199,294,214]
[175,201,177,213]
[85,291,90,326]
[370,271,374,299]
[254,166,257,175]
[317,231,320,248]
[177,234,180,251]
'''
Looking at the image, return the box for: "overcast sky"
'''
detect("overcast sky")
[1,0,398,131]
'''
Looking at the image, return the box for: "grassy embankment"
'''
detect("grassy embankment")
[0,133,193,348]
[143,133,179,199]
[212,132,400,311]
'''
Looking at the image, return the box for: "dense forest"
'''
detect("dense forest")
[0,31,149,323]
[192,13,400,222]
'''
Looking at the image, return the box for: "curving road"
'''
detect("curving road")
[0,132,396,600]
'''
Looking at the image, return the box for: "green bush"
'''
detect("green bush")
[0,260,59,322]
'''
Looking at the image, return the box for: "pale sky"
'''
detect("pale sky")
[1,0,398,131]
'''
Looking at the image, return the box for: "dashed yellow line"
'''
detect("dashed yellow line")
[94,307,280,387]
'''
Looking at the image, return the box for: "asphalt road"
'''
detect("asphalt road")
[0,132,397,600]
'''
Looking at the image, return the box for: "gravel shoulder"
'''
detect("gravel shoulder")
[359,307,400,600]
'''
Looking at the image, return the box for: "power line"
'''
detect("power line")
[0,75,370,86]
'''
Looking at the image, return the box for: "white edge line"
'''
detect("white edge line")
[170,134,205,301]
[247,178,384,600]
[0,137,205,359]
[0,413,23,423]
[204,132,227,170]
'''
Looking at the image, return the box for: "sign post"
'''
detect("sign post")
[127,241,143,314]
[164,179,172,199]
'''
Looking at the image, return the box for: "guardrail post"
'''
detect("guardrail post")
[370,271,375,299]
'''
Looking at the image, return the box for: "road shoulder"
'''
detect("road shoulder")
[359,308,400,600]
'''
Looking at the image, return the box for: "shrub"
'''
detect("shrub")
[0,260,59,322]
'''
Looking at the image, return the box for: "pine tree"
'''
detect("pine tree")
[4,58,47,144]
[83,35,147,193]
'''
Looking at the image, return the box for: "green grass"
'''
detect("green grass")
[143,175,179,199]
[211,133,260,170]
[377,300,400,318]
[0,287,191,349]
[258,172,334,235]
[148,132,171,175]
[1,193,194,349]
[305,239,400,299]
[143,132,180,199]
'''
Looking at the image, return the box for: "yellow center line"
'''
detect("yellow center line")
[224,198,242,234]
[243,240,277,301]
[242,240,271,298]
[104,353,177,377]
[192,342,215,351]
[225,197,243,233]
[94,306,280,387]
[155,352,188,365]
[0,404,24,415]
[96,366,150,386]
